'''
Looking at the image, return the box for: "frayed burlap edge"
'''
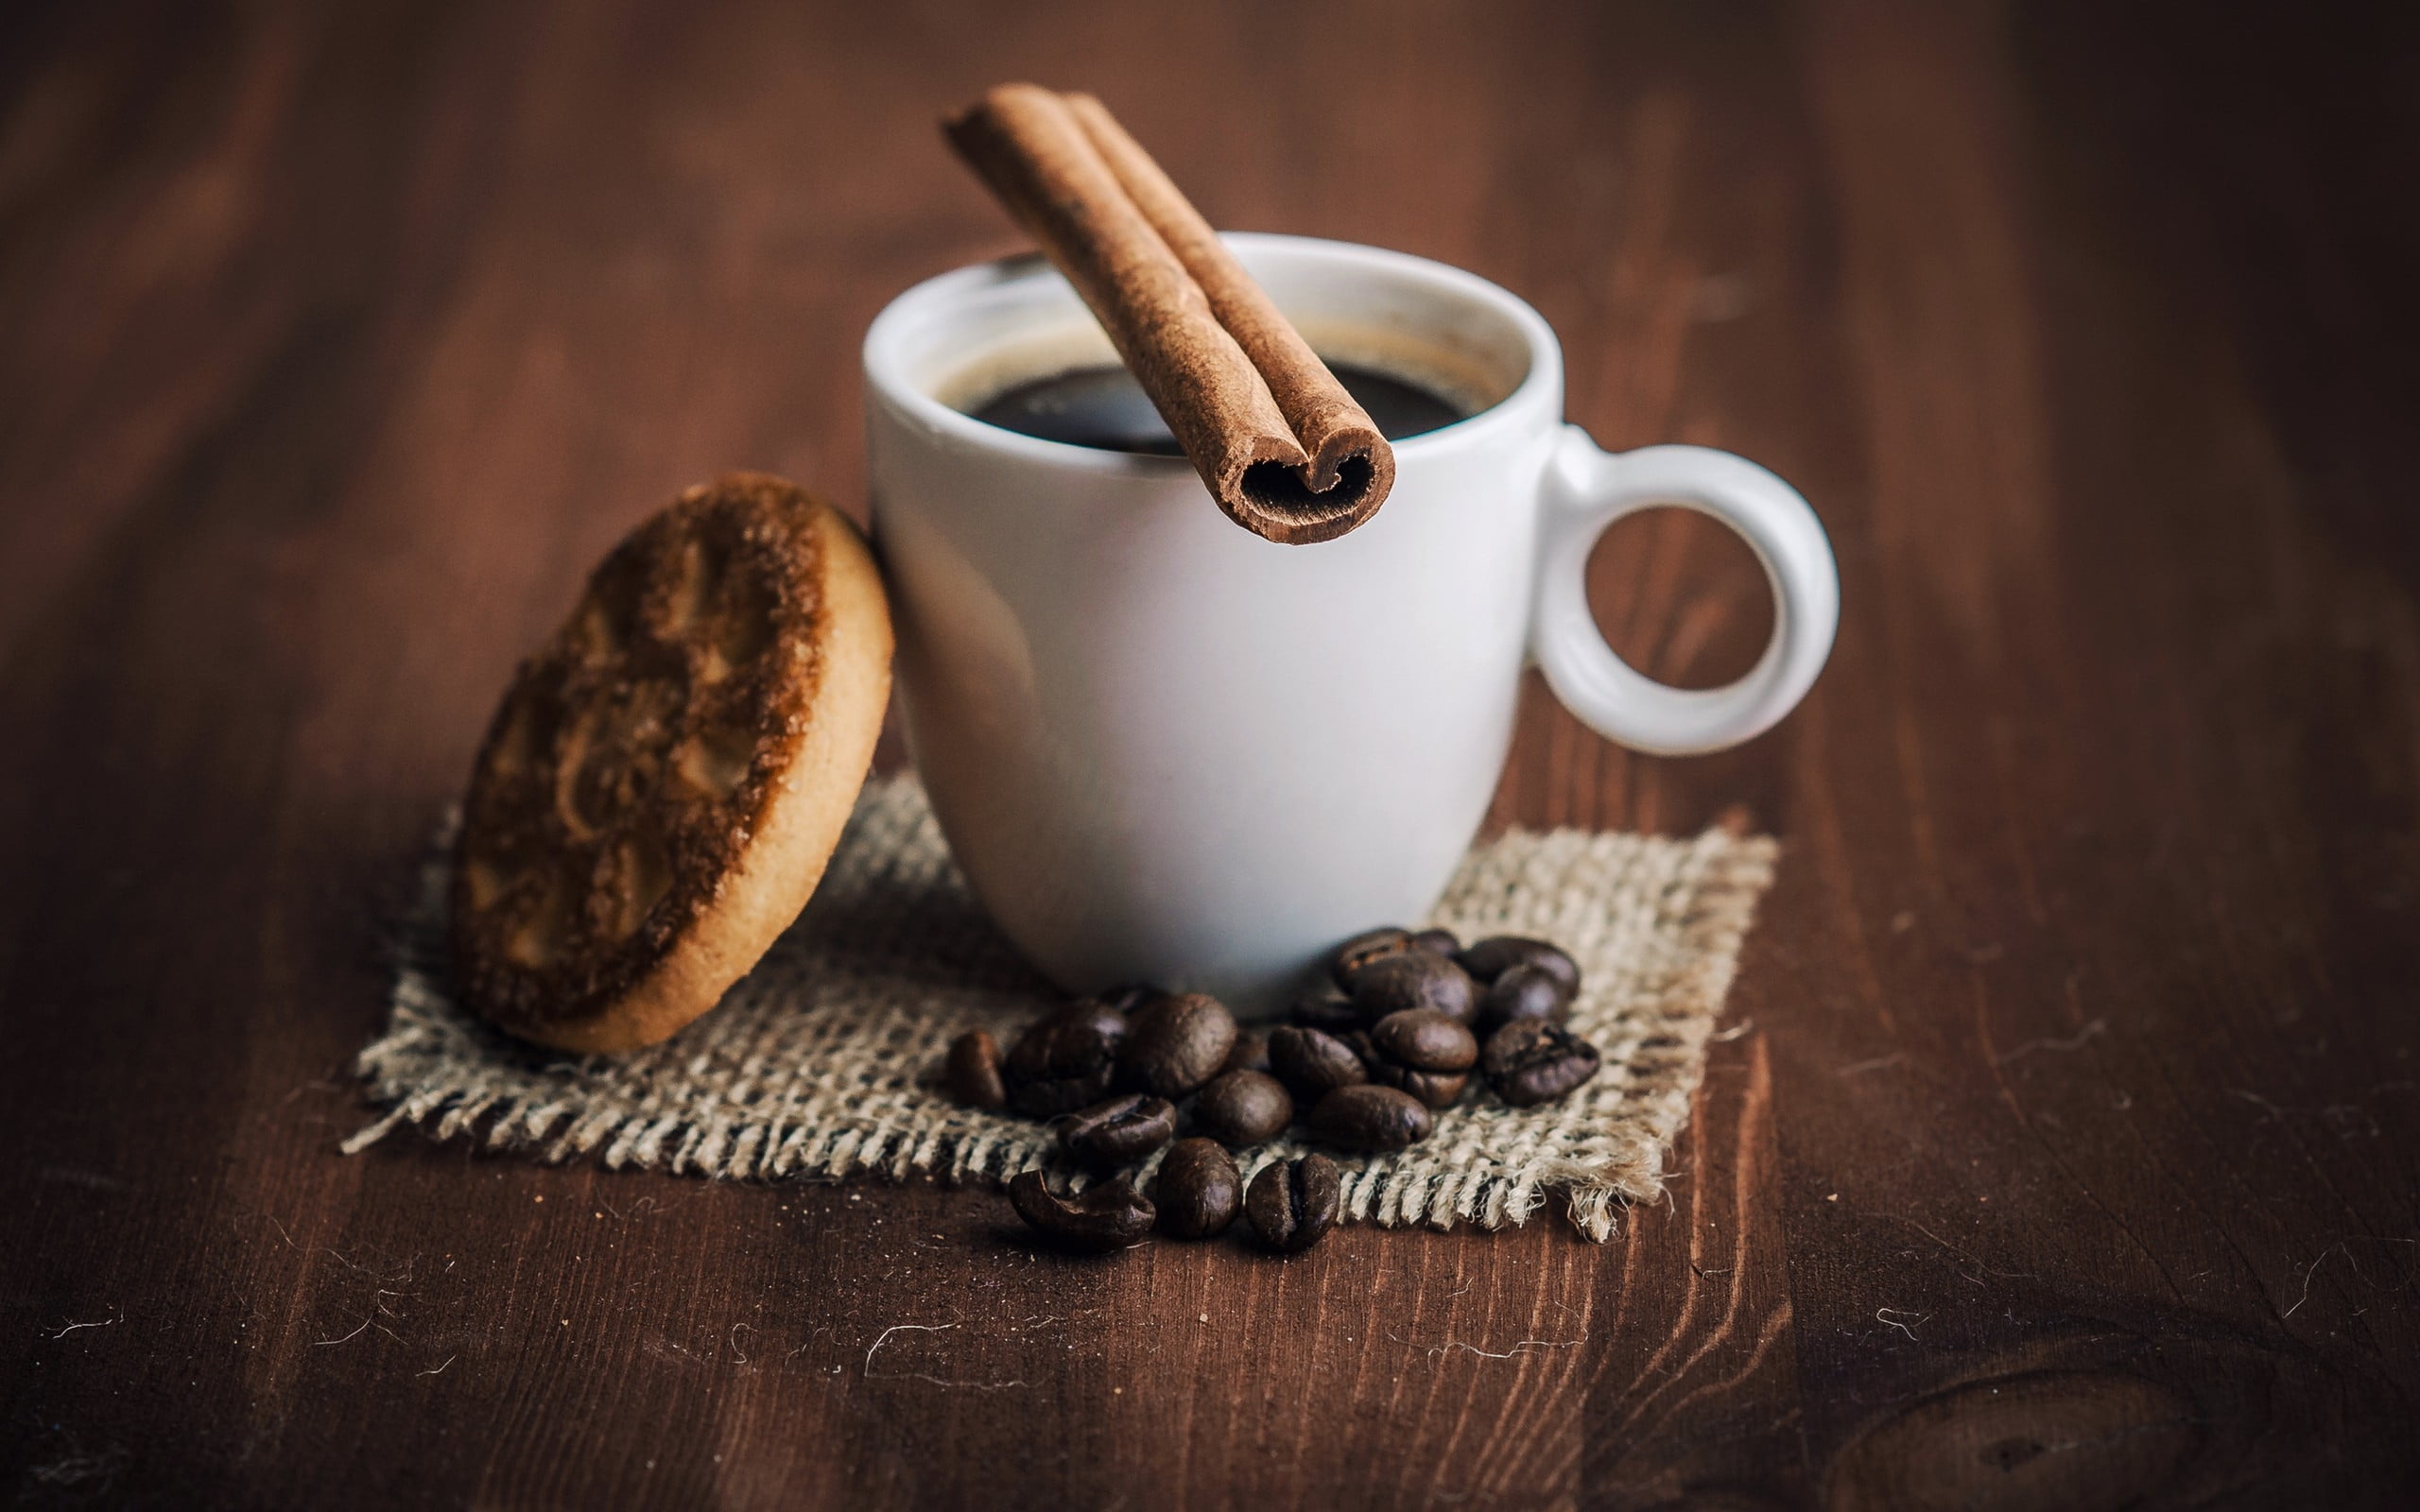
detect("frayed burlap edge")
[346,776,1775,1241]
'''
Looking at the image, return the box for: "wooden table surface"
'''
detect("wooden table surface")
[5,1,2415,1506]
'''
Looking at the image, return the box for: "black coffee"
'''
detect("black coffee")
[968,361,1466,455]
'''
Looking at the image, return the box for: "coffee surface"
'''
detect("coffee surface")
[968,360,1466,455]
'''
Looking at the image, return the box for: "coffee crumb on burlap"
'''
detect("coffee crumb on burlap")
[346,776,1775,1241]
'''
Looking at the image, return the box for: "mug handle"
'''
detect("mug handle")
[1530,426,1840,756]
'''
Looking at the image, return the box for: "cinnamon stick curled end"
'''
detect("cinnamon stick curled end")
[945,84,1396,544]
[1223,421,1394,545]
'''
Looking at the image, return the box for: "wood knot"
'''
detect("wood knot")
[1826,1368,2199,1512]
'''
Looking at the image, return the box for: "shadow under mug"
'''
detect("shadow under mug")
[864,233,1838,1011]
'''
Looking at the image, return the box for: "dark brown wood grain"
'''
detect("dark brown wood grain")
[4,1,2416,1506]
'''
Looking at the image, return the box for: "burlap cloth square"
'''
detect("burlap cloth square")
[347,776,1775,1240]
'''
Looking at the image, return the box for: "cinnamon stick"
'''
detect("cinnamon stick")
[944,84,1395,544]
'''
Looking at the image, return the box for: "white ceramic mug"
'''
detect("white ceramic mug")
[864,234,1837,1010]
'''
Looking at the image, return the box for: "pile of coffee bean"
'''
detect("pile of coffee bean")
[945,927,1603,1255]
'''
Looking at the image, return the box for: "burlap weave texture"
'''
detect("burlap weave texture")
[348,776,1775,1241]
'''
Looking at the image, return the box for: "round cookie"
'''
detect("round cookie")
[450,473,892,1053]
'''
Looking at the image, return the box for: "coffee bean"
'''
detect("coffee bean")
[1483,1018,1602,1107]
[1330,927,1411,988]
[944,1029,1007,1110]
[1289,986,1363,1033]
[1368,1065,1470,1108]
[1193,1070,1293,1147]
[1008,1170,1154,1251]
[1245,1154,1340,1252]
[1478,962,1573,1031]
[1115,992,1237,1098]
[1004,1003,1127,1116]
[1409,927,1461,956]
[1051,1093,1177,1168]
[1357,1010,1478,1109]
[1352,1029,1467,1106]
[1458,936,1582,997]
[1268,1026,1369,1101]
[1307,1084,1433,1151]
[1347,950,1478,1024]
[1368,1009,1478,1073]
[1155,1138,1241,1239]
[1221,1027,1272,1075]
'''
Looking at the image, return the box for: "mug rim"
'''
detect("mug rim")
[861,232,1564,477]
